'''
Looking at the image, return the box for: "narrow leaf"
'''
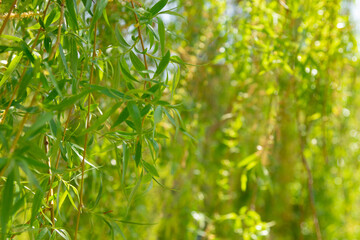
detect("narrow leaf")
[157,17,165,55]
[115,27,130,48]
[1,171,14,240]
[127,102,142,132]
[0,53,23,88]
[150,0,168,16]
[153,50,170,79]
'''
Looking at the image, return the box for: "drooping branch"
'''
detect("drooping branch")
[74,22,98,240]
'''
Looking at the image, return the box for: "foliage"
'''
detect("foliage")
[1,0,360,239]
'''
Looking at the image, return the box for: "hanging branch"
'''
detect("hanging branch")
[299,135,323,240]
[74,22,98,240]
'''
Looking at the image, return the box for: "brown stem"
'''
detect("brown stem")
[49,0,65,60]
[130,0,150,89]
[299,137,322,240]
[0,0,17,35]
[74,22,97,240]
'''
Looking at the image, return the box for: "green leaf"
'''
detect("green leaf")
[127,101,142,132]
[23,112,53,139]
[153,50,170,79]
[158,10,185,19]
[127,170,143,211]
[142,160,159,177]
[55,229,71,240]
[154,106,162,124]
[90,0,108,34]
[112,107,129,128]
[17,67,34,100]
[65,0,79,30]
[130,51,145,73]
[1,171,14,240]
[171,66,180,98]
[70,38,78,77]
[45,9,58,28]
[44,89,91,111]
[44,62,63,98]
[115,27,130,48]
[119,60,139,82]
[31,181,46,225]
[146,25,159,41]
[44,35,52,53]
[0,35,22,42]
[153,106,162,136]
[149,0,168,16]
[134,140,142,166]
[157,17,165,55]
[237,153,259,168]
[122,143,129,185]
[59,44,71,77]
[19,41,35,63]
[0,53,23,88]
[90,85,127,99]
[90,173,103,209]
[140,104,151,117]
[82,102,123,134]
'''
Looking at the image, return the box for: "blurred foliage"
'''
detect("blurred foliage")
[0,0,360,239]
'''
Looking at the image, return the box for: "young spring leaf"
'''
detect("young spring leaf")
[82,102,123,134]
[134,140,142,167]
[31,181,46,225]
[70,38,78,77]
[1,171,14,240]
[142,160,159,177]
[157,17,165,55]
[153,106,162,137]
[0,53,23,88]
[153,50,170,79]
[65,0,79,30]
[90,0,108,34]
[17,67,34,100]
[45,8,58,28]
[149,0,168,16]
[130,51,145,73]
[59,44,71,77]
[112,107,129,128]
[44,89,91,111]
[122,143,129,185]
[119,60,138,82]
[115,27,130,48]
[127,101,142,132]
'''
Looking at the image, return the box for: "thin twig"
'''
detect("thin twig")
[0,0,17,35]
[49,0,65,60]
[74,22,97,240]
[299,136,322,240]
[130,0,150,89]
